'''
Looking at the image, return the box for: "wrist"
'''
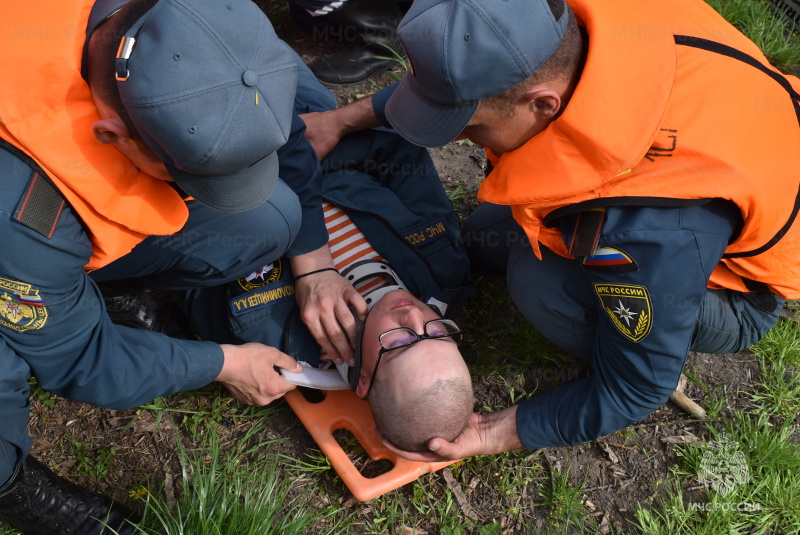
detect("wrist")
[289,246,336,276]
[294,267,339,281]
[480,406,523,454]
[340,96,381,134]
[215,344,238,383]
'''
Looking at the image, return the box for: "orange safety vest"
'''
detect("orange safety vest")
[479,0,800,299]
[0,1,189,271]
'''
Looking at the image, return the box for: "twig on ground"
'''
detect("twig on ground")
[442,467,477,521]
[668,374,707,418]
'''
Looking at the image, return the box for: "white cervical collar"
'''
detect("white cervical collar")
[339,259,406,311]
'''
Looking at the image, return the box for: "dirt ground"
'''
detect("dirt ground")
[7,6,797,535]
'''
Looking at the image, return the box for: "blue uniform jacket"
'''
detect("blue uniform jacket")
[372,86,763,450]
[0,54,351,412]
[184,123,472,366]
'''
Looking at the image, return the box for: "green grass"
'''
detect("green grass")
[750,316,800,366]
[127,423,339,535]
[633,413,800,534]
[634,313,800,534]
[456,274,570,376]
[2,2,798,535]
[705,0,800,72]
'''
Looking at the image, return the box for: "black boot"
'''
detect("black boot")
[0,456,138,535]
[98,280,194,339]
[308,0,405,86]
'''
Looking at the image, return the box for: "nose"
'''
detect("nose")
[404,307,427,334]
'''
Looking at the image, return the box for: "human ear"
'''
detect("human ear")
[528,89,562,119]
[355,372,370,398]
[92,117,131,145]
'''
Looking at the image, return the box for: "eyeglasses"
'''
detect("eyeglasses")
[364,318,462,398]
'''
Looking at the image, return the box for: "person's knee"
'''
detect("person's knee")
[462,203,521,274]
[692,290,784,353]
[507,244,596,358]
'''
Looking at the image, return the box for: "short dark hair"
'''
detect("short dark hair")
[482,2,583,117]
[87,0,159,138]
[369,374,474,452]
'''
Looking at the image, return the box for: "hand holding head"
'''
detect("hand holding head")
[352,289,474,452]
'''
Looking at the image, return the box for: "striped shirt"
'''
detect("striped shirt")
[319,201,387,363]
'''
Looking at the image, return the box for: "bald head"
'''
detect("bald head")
[368,339,473,452]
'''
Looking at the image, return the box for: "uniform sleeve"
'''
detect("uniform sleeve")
[276,54,339,257]
[372,83,399,129]
[515,202,739,449]
[276,114,328,257]
[0,200,224,410]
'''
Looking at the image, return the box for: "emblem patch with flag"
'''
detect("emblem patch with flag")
[593,283,652,342]
[583,247,638,273]
[0,277,48,332]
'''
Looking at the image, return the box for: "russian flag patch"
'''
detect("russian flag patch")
[582,247,638,273]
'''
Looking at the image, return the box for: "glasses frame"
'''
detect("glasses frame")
[363,318,462,398]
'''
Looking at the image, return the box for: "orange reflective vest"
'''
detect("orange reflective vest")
[0,1,189,271]
[479,0,800,299]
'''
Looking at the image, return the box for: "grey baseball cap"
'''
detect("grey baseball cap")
[115,0,297,212]
[386,0,568,147]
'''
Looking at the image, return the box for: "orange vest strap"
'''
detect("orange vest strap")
[675,35,800,261]
[675,35,800,104]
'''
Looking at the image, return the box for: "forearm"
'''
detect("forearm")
[332,95,383,135]
[289,244,336,275]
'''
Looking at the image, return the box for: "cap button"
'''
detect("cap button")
[242,70,259,87]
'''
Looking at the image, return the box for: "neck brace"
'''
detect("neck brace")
[339,259,407,312]
[339,259,407,393]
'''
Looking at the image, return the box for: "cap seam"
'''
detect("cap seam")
[171,0,246,71]
[124,63,297,108]
[468,0,536,96]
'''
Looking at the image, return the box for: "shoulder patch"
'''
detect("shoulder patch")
[0,277,48,332]
[593,283,652,342]
[583,247,638,273]
[237,260,283,291]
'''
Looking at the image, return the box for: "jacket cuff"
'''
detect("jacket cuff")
[515,392,563,449]
[286,204,327,257]
[372,84,398,129]
[182,339,225,391]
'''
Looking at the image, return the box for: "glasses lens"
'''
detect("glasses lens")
[425,319,461,337]
[380,328,418,350]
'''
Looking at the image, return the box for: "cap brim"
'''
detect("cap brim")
[385,74,478,148]
[167,150,279,213]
